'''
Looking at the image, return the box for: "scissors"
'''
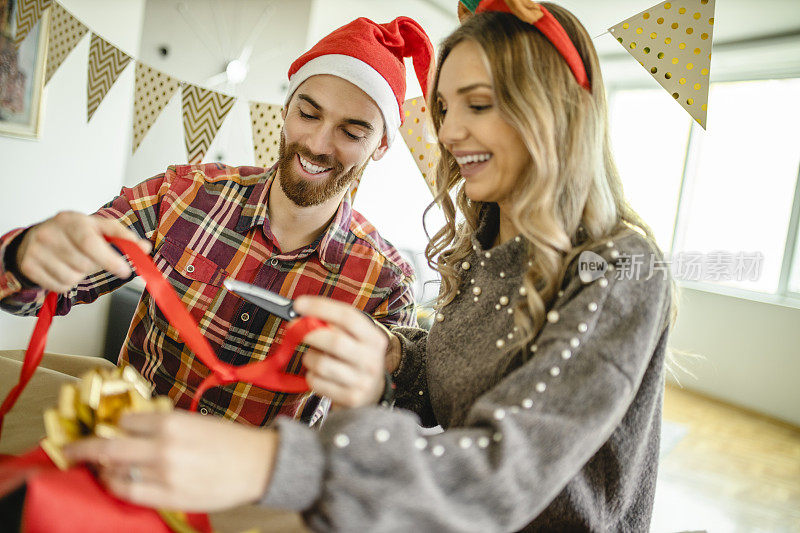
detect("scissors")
[223,278,299,321]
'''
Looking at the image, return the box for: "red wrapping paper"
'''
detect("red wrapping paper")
[0,447,212,532]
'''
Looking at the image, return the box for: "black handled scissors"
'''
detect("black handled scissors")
[223,279,298,321]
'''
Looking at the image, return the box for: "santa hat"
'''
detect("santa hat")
[286,16,434,146]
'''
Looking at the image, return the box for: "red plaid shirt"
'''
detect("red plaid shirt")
[0,163,417,426]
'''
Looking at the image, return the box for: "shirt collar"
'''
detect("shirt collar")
[235,166,274,234]
[235,166,353,273]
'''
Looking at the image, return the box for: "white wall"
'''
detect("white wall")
[668,287,800,426]
[0,0,145,357]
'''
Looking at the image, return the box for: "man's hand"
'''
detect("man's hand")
[63,411,277,512]
[294,296,390,410]
[15,211,152,292]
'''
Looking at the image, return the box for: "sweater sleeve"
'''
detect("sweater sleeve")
[260,236,671,531]
[389,324,436,427]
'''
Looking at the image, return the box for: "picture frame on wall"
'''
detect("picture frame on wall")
[0,0,48,139]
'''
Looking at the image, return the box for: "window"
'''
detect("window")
[609,89,691,252]
[610,78,800,300]
[788,217,800,295]
[672,79,800,293]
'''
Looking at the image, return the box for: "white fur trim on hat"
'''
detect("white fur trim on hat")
[285,54,401,145]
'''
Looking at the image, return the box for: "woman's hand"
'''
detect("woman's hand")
[63,411,278,512]
[294,296,391,410]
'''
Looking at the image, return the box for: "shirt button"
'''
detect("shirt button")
[241,312,250,322]
[186,264,195,273]
[199,407,209,415]
[270,258,279,266]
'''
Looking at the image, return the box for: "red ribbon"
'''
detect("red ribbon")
[0,237,325,436]
[0,292,57,440]
[475,0,591,92]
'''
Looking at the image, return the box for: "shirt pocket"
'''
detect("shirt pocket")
[152,238,227,322]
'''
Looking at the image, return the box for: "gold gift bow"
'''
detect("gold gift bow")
[41,365,202,533]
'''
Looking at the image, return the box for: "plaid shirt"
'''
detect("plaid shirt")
[0,163,417,426]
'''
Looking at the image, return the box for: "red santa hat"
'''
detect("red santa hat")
[286,16,434,146]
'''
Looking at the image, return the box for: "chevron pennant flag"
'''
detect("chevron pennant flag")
[399,97,439,195]
[182,84,236,164]
[45,3,89,84]
[609,0,715,128]
[87,33,132,121]
[249,101,284,167]
[12,0,52,48]
[133,63,181,153]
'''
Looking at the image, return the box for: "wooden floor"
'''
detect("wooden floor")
[650,384,800,533]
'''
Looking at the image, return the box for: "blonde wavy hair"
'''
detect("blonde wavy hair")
[425,3,679,356]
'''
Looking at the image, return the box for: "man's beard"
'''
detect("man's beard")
[277,134,368,207]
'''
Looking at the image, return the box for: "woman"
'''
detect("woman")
[66,2,675,530]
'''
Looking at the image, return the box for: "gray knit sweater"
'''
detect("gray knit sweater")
[261,207,672,532]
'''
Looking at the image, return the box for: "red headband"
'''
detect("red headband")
[474,0,591,92]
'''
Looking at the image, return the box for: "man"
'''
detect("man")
[0,16,433,427]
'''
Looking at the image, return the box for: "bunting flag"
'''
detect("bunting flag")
[182,84,236,164]
[87,33,132,121]
[248,102,284,167]
[399,97,439,195]
[14,0,720,201]
[44,3,88,84]
[609,0,715,129]
[12,0,52,48]
[133,63,181,153]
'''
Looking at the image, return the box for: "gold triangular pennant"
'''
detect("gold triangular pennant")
[182,84,235,164]
[133,63,181,153]
[87,33,132,121]
[45,3,89,84]
[248,101,284,167]
[399,97,439,196]
[609,0,716,129]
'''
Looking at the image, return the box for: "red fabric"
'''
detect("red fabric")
[0,292,57,441]
[287,16,434,118]
[476,0,591,92]
[0,448,211,533]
